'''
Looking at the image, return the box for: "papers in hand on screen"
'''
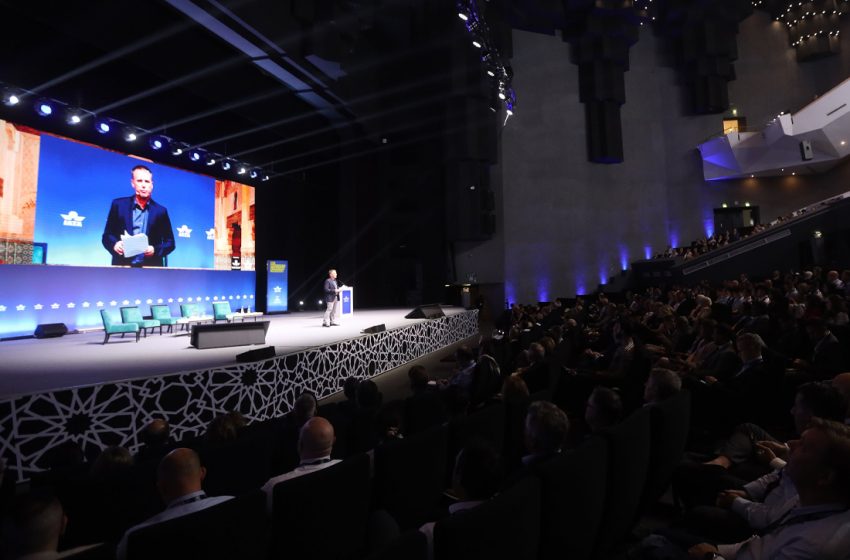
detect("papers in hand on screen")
[121,231,149,258]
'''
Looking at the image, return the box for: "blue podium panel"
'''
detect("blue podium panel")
[0,265,256,338]
[340,287,354,316]
[266,260,288,313]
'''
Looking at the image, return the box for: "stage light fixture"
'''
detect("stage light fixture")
[36,100,53,117]
[249,169,259,179]
[2,89,21,106]
[190,150,202,162]
[472,40,482,48]
[123,127,138,142]
[487,69,495,77]
[171,142,187,156]
[237,166,247,175]
[458,12,469,21]
[149,135,167,150]
[221,160,232,171]
[206,155,217,166]
[65,108,84,125]
[262,175,270,181]
[95,120,111,134]
[498,91,506,100]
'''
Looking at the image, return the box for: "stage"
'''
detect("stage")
[0,307,468,398]
[0,307,479,481]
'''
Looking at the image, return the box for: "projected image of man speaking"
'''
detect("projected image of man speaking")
[102,165,176,267]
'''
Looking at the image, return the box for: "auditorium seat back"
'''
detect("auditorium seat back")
[270,453,372,560]
[374,424,447,529]
[535,436,608,560]
[200,432,272,496]
[126,491,269,560]
[641,391,691,511]
[364,530,428,560]
[446,402,505,484]
[594,406,652,559]
[433,476,541,560]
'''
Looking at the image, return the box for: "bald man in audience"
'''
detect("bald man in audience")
[117,448,232,560]
[261,417,341,511]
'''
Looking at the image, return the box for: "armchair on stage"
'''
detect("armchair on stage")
[121,306,162,337]
[151,305,181,333]
[100,309,140,344]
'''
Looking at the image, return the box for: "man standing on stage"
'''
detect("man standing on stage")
[323,269,341,327]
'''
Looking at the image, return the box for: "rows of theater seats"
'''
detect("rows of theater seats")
[3,380,691,560]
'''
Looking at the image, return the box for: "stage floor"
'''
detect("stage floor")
[0,307,467,399]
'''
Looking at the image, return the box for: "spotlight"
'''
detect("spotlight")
[65,108,84,125]
[35,100,53,117]
[472,40,482,48]
[249,169,259,179]
[149,135,167,150]
[190,150,202,162]
[171,142,187,156]
[458,12,469,21]
[237,166,247,175]
[487,69,495,77]
[262,175,270,182]
[221,160,232,171]
[206,155,217,166]
[2,89,21,106]
[123,127,138,142]
[498,91,506,100]
[95,120,111,134]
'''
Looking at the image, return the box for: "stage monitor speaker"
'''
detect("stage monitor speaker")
[404,304,445,319]
[34,323,68,339]
[236,346,276,363]
[363,324,386,334]
[800,139,813,161]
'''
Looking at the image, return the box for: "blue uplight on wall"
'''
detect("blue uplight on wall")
[536,277,550,303]
[599,269,608,285]
[619,246,629,271]
[669,232,679,249]
[644,246,652,260]
[504,282,515,308]
[704,218,715,238]
[575,275,586,296]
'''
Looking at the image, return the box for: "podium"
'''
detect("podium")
[340,286,354,317]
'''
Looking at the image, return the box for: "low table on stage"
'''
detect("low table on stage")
[227,311,264,322]
[190,320,270,349]
[178,315,214,331]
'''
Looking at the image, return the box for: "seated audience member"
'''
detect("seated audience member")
[638,419,850,560]
[350,380,384,453]
[706,382,846,471]
[404,366,447,435]
[135,419,172,463]
[790,319,844,381]
[686,325,741,382]
[501,375,530,406]
[643,368,682,406]
[831,372,850,422]
[444,346,477,391]
[117,448,232,559]
[469,345,502,408]
[261,417,340,510]
[520,401,570,471]
[419,438,503,556]
[90,446,134,479]
[204,412,242,444]
[2,490,99,560]
[274,392,318,473]
[585,386,624,434]
[516,342,551,393]
[337,376,361,421]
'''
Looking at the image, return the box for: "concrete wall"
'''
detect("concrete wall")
[455,11,850,304]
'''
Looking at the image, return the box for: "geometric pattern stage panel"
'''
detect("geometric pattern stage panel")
[0,310,479,481]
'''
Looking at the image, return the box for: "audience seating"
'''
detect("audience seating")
[99,309,140,343]
[270,453,372,560]
[594,406,652,559]
[212,301,236,322]
[364,530,427,560]
[446,402,505,483]
[200,432,273,496]
[534,436,608,560]
[641,391,692,512]
[120,306,161,337]
[433,476,541,560]
[373,424,447,530]
[125,490,269,560]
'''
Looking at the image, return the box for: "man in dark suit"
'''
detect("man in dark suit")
[322,268,340,327]
[102,165,175,267]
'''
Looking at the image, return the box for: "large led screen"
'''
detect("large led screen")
[0,120,255,270]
